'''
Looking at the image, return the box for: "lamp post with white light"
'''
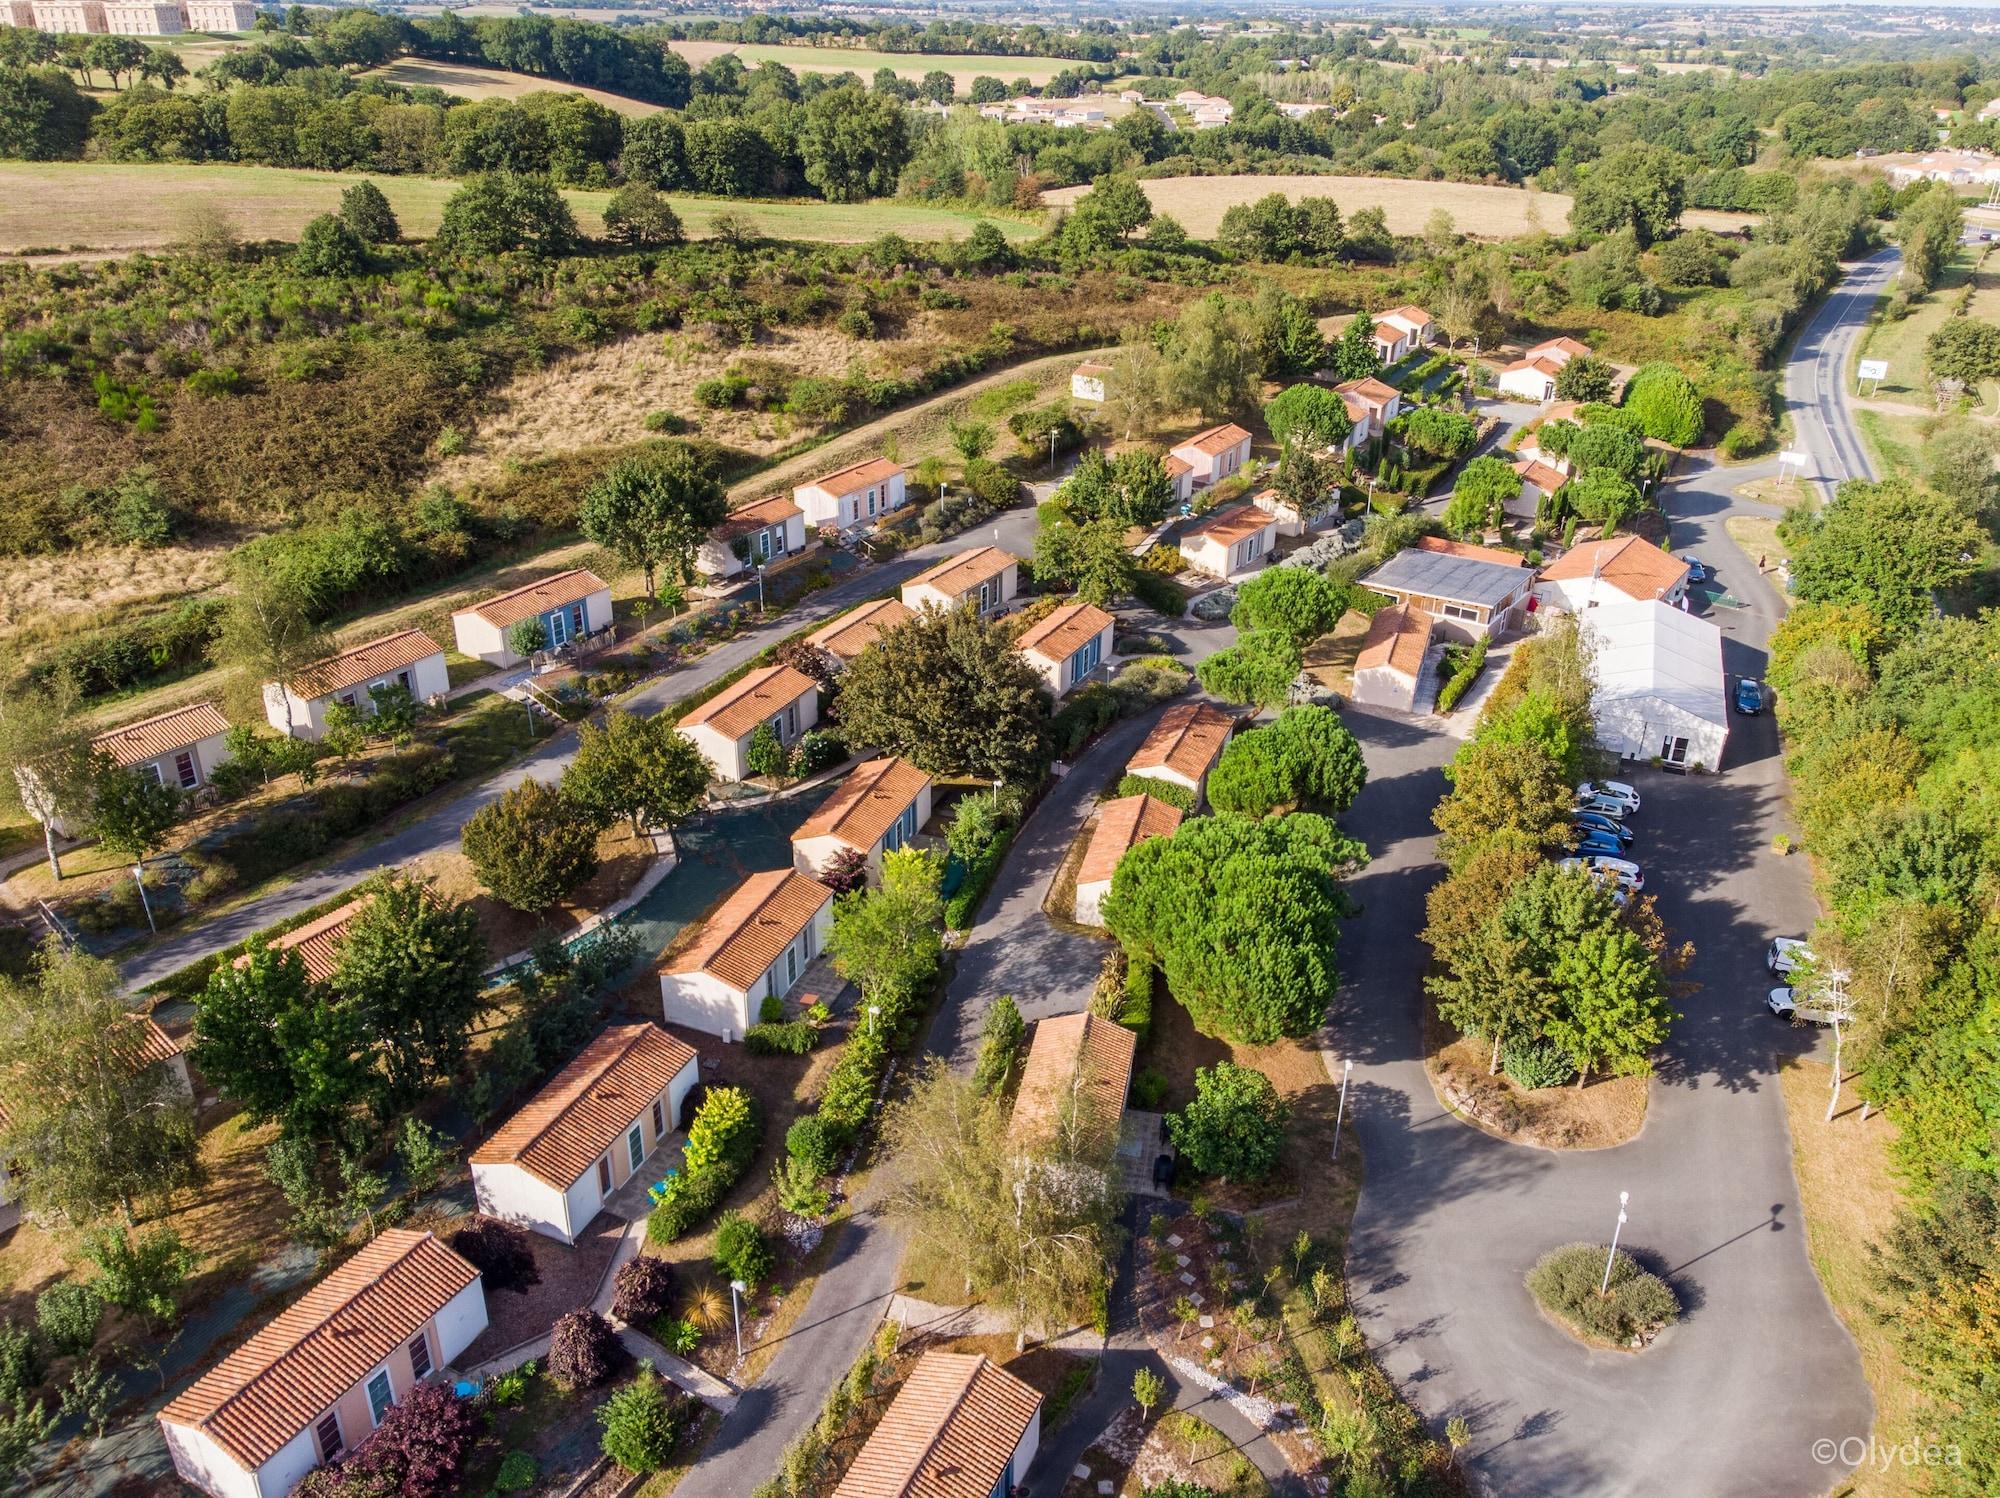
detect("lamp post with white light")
[1332,1058,1353,1162]
[1600,1191,1630,1296]
[867,1004,880,1035]
[730,1279,747,1360]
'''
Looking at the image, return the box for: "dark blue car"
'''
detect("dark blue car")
[1735,678,1765,714]
[1576,831,1626,858]
[1573,812,1635,846]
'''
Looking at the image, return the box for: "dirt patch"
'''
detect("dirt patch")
[363,59,664,116]
[1302,607,1373,697]
[414,824,660,960]
[1426,1019,1647,1151]
[456,1210,629,1368]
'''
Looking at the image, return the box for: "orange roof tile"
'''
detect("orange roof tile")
[90,702,230,769]
[234,897,370,984]
[808,599,916,663]
[714,495,802,543]
[1176,422,1252,457]
[1336,376,1399,406]
[662,871,832,994]
[832,1352,1041,1498]
[1007,1012,1136,1154]
[1128,702,1235,781]
[471,1024,696,1188]
[1355,603,1433,678]
[1074,360,1113,376]
[791,758,931,854]
[1015,603,1114,665]
[678,664,818,742]
[289,630,443,701]
[132,1013,187,1065]
[1527,336,1592,361]
[1077,793,1182,887]
[1513,458,1570,494]
[1415,535,1526,567]
[801,457,904,499]
[1381,304,1433,326]
[1537,535,1690,602]
[160,1231,480,1471]
[1184,503,1272,546]
[454,570,608,630]
[904,547,1017,600]
[1370,321,1402,345]
[1162,454,1194,478]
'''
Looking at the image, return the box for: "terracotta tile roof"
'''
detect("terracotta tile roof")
[1513,458,1570,494]
[1184,503,1272,546]
[808,599,916,663]
[1538,535,1690,602]
[1175,422,1252,457]
[132,1013,187,1064]
[1416,535,1526,567]
[1336,377,1399,406]
[1355,602,1433,678]
[678,665,817,742]
[1015,603,1114,665]
[801,457,903,499]
[160,1231,480,1471]
[1008,1012,1137,1155]
[904,547,1017,600]
[713,495,802,543]
[1074,360,1113,376]
[454,569,608,630]
[662,870,832,994]
[289,630,443,701]
[832,1352,1041,1498]
[791,757,931,854]
[471,1024,696,1188]
[1162,454,1193,478]
[234,897,370,985]
[90,702,230,768]
[1502,354,1565,379]
[1381,304,1433,327]
[1077,793,1182,887]
[1338,389,1371,423]
[1128,702,1235,781]
[1527,336,1592,361]
[1370,321,1402,345]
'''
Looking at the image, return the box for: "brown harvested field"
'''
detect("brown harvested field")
[1044,173,1574,238]
[667,38,1067,87]
[361,59,663,116]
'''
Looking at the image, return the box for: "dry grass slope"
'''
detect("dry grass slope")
[360,59,665,116]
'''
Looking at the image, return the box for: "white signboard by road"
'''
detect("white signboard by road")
[1857,359,1889,383]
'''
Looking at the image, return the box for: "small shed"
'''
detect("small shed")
[1351,603,1435,713]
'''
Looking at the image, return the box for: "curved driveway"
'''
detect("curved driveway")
[1338,261,1893,1495]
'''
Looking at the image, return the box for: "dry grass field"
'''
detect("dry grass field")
[1044,174,1574,238]
[361,59,665,116]
[0,162,1038,254]
[667,39,1066,87]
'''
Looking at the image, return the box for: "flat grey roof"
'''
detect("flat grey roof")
[1365,549,1527,609]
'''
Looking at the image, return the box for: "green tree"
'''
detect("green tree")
[1230,567,1350,646]
[1104,813,1364,1044]
[1395,407,1479,459]
[1216,191,1301,261]
[80,753,181,868]
[599,1362,682,1473]
[0,66,94,162]
[435,171,579,258]
[563,709,712,837]
[1264,384,1354,451]
[831,848,944,1007]
[1445,455,1520,537]
[337,179,399,242]
[1167,295,1261,419]
[972,992,1024,1094]
[1922,420,1998,514]
[192,941,375,1149]
[332,874,488,1109]
[948,420,994,464]
[579,447,728,596]
[1325,313,1382,381]
[1622,363,1703,446]
[215,565,333,737]
[0,942,202,1225]
[295,212,365,276]
[1196,630,1301,707]
[1423,841,1547,1072]
[1206,706,1366,820]
[1560,470,1644,531]
[1067,171,1153,246]
[1254,286,1326,380]
[1789,477,1983,631]
[1433,736,1574,869]
[799,83,910,201]
[1132,1366,1165,1419]
[601,183,685,247]
[1169,1061,1289,1181]
[0,670,94,878]
[1570,144,1687,248]
[461,778,600,913]
[1056,449,1173,528]
[1926,317,2000,390]
[1567,422,1646,479]
[834,607,1050,782]
[1654,230,1725,288]
[1033,517,1134,605]
[1553,355,1617,404]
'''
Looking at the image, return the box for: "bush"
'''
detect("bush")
[1131,568,1188,617]
[449,1220,542,1296]
[744,1021,818,1056]
[1168,1061,1289,1182]
[599,1362,684,1473]
[1133,1069,1168,1109]
[712,1210,776,1291]
[944,820,1017,931]
[814,1022,887,1147]
[493,1451,537,1491]
[35,1281,103,1357]
[610,1255,676,1326]
[648,1087,761,1242]
[548,1308,622,1392]
[1525,1244,1680,1344]
[1434,635,1489,714]
[1196,631,1300,707]
[786,1114,841,1176]
[1112,774,1195,812]
[0,1319,40,1405]
[1502,1039,1575,1090]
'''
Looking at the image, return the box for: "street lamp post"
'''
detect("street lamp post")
[131,865,156,933]
[1600,1191,1630,1296]
[730,1279,747,1360]
[867,1003,880,1035]
[1331,1057,1353,1162]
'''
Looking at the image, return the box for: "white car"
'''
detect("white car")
[1578,780,1641,813]
[1767,938,1813,976]
[1559,854,1644,892]
[1577,794,1631,821]
[1768,987,1840,1026]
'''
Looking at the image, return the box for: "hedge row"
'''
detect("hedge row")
[648,1086,761,1243]
[945,823,1017,931]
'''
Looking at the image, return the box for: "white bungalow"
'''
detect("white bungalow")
[831,1353,1042,1498]
[1369,306,1436,364]
[1168,423,1253,487]
[263,630,448,742]
[1496,337,1592,405]
[660,870,835,1039]
[901,547,1020,617]
[790,756,932,879]
[1178,503,1278,582]
[471,1023,699,1245]
[1015,602,1115,699]
[451,569,613,667]
[1125,702,1235,807]
[676,664,818,782]
[699,496,808,581]
[793,457,907,532]
[85,702,232,806]
[1071,360,1112,403]
[1073,793,1182,926]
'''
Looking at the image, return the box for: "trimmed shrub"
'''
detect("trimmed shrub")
[610,1255,676,1326]
[599,1362,684,1473]
[1168,1061,1289,1183]
[647,1087,761,1242]
[448,1220,541,1296]
[785,1115,841,1176]
[1111,774,1195,812]
[945,822,1018,931]
[712,1211,776,1292]
[814,1022,887,1147]
[1526,1244,1680,1344]
[1502,1039,1575,1090]
[744,1021,817,1056]
[549,1308,622,1392]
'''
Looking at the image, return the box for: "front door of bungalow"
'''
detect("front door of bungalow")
[546,608,570,647]
[597,1155,612,1193]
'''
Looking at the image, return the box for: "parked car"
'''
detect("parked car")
[1576,831,1626,858]
[1681,554,1709,584]
[1577,780,1641,813]
[1573,811,1635,845]
[1767,937,1813,976]
[1735,678,1766,715]
[1577,794,1631,821]
[1768,987,1842,1025]
[1559,854,1644,891]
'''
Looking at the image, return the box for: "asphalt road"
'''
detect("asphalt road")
[1783,247,1896,499]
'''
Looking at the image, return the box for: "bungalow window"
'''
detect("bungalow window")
[407,1331,432,1381]
[1661,735,1690,765]
[866,488,878,516]
[652,1098,666,1136]
[142,762,167,789]
[173,751,199,790]
[1440,602,1482,623]
[597,1156,612,1193]
[627,1124,644,1172]
[545,609,569,647]
[977,580,996,612]
[756,528,773,560]
[366,1369,395,1427]
[884,801,916,853]
[316,1413,344,1464]
[570,603,586,636]
[1066,635,1102,686]
[396,670,412,693]
[785,943,800,988]
[336,692,358,709]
